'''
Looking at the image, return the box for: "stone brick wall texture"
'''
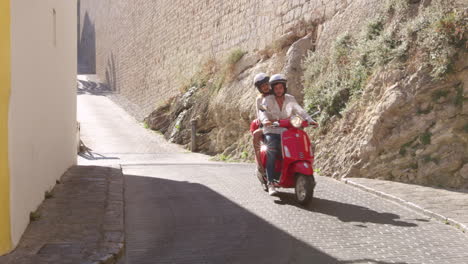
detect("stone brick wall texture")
[78,0,353,119]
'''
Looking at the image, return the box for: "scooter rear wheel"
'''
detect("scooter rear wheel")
[295,174,315,205]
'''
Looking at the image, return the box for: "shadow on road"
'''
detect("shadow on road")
[124,174,330,263]
[275,193,418,228]
[77,79,112,95]
[78,151,119,161]
[122,172,411,263]
[341,260,408,264]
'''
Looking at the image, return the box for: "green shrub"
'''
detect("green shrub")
[45,191,54,199]
[434,10,467,46]
[366,18,384,40]
[226,48,247,66]
[302,0,466,125]
[420,131,432,145]
[399,138,416,156]
[385,0,409,15]
[219,154,229,161]
[422,154,439,164]
[303,28,404,123]
[418,7,467,79]
[177,57,229,96]
[240,151,248,160]
[417,105,433,115]
[399,147,407,156]
[273,33,302,52]
[30,211,41,222]
[332,34,354,65]
[348,63,371,98]
[410,163,418,170]
[303,34,358,123]
[178,58,219,93]
[203,48,247,87]
[213,73,226,93]
[454,83,464,106]
[303,51,329,80]
[432,90,450,101]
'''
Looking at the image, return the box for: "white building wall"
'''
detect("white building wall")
[8,0,77,246]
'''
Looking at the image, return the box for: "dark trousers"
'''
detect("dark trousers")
[264,133,281,183]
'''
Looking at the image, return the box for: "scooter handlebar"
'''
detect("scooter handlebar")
[308,120,319,128]
[269,119,319,128]
[298,120,318,128]
[271,120,290,127]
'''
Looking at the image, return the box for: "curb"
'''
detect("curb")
[93,165,125,264]
[342,178,467,234]
[0,165,126,264]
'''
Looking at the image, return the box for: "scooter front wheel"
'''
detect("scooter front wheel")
[295,174,315,205]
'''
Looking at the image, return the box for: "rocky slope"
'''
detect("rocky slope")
[305,0,467,188]
[145,0,467,188]
[313,55,467,188]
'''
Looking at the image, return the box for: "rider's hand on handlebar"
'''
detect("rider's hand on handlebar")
[309,121,319,128]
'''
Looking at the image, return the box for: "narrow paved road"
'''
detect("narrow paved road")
[78,92,468,264]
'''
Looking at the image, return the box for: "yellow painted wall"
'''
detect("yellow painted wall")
[0,0,12,255]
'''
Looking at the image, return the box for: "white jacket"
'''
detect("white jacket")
[255,94,265,119]
[259,94,313,134]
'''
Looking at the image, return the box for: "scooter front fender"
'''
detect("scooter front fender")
[288,161,313,176]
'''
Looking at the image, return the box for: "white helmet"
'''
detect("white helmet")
[269,74,287,95]
[253,73,270,94]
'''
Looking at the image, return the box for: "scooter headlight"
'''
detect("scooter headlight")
[291,116,303,128]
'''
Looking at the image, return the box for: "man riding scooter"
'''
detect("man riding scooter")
[259,74,317,196]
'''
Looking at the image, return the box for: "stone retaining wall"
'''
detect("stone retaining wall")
[78,0,352,118]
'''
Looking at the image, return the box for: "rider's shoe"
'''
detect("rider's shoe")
[268,184,278,196]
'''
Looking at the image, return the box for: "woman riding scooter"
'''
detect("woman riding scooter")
[251,73,271,173]
[259,74,316,196]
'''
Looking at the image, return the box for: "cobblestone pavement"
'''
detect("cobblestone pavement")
[122,164,468,264]
[4,90,461,264]
[37,91,460,264]
[0,166,124,264]
[344,178,468,234]
[76,91,468,264]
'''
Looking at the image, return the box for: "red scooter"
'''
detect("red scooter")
[254,116,317,205]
